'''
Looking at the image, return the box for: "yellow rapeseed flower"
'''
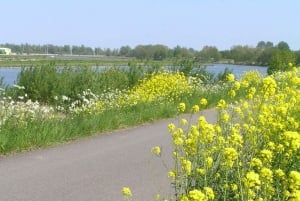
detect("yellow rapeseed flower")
[231,184,238,191]
[288,190,300,201]
[199,98,208,106]
[241,80,249,88]
[168,123,176,132]
[188,189,206,201]
[178,102,186,112]
[180,118,188,126]
[275,169,285,178]
[262,77,277,96]
[223,147,238,167]
[179,195,189,201]
[197,168,206,175]
[181,159,192,175]
[233,81,241,90]
[122,187,132,197]
[217,99,227,110]
[243,171,261,188]
[260,149,273,164]
[215,125,222,134]
[289,171,300,190]
[221,112,230,123]
[168,170,176,179]
[226,73,235,82]
[152,146,161,156]
[174,137,184,146]
[205,157,213,168]
[241,101,249,110]
[283,131,300,152]
[228,89,236,98]
[250,158,263,170]
[204,187,214,200]
[192,105,200,113]
[267,141,276,150]
[260,167,273,183]
[228,129,243,146]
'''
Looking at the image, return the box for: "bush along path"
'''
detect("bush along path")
[145,65,300,201]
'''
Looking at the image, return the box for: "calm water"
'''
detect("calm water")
[205,63,267,78]
[0,64,268,86]
[0,68,21,86]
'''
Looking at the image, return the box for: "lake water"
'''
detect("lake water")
[0,64,268,86]
[205,63,267,78]
[0,68,21,86]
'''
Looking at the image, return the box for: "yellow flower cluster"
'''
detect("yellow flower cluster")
[122,186,132,201]
[226,73,235,82]
[127,71,190,104]
[151,146,161,156]
[164,65,300,200]
[58,71,193,115]
[179,187,214,201]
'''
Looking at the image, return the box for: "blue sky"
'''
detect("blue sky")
[1,0,300,50]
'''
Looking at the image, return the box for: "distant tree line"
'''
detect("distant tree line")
[1,41,300,67]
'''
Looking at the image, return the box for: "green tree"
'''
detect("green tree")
[199,46,221,62]
[256,47,279,66]
[133,45,148,59]
[266,41,274,48]
[119,46,132,56]
[294,50,300,65]
[256,41,266,49]
[104,48,112,56]
[153,45,169,60]
[172,46,194,58]
[229,45,256,63]
[277,41,290,51]
[256,41,273,49]
[267,50,295,74]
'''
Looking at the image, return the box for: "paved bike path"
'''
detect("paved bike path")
[0,109,217,201]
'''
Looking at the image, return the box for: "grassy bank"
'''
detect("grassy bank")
[0,55,179,67]
[0,90,231,154]
[0,55,131,67]
[0,66,241,154]
[0,102,176,153]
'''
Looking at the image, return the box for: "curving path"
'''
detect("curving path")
[0,109,217,201]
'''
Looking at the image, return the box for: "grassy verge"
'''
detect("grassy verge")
[0,100,177,154]
[0,85,237,155]
[0,66,240,155]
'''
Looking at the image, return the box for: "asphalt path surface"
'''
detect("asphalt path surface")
[0,109,217,201]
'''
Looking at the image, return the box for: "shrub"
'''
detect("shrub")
[153,67,300,200]
[16,64,136,104]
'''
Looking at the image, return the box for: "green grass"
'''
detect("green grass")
[0,55,131,67]
[0,83,242,155]
[0,60,238,155]
[0,101,179,154]
[0,55,177,67]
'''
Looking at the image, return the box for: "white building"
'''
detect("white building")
[0,48,12,55]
